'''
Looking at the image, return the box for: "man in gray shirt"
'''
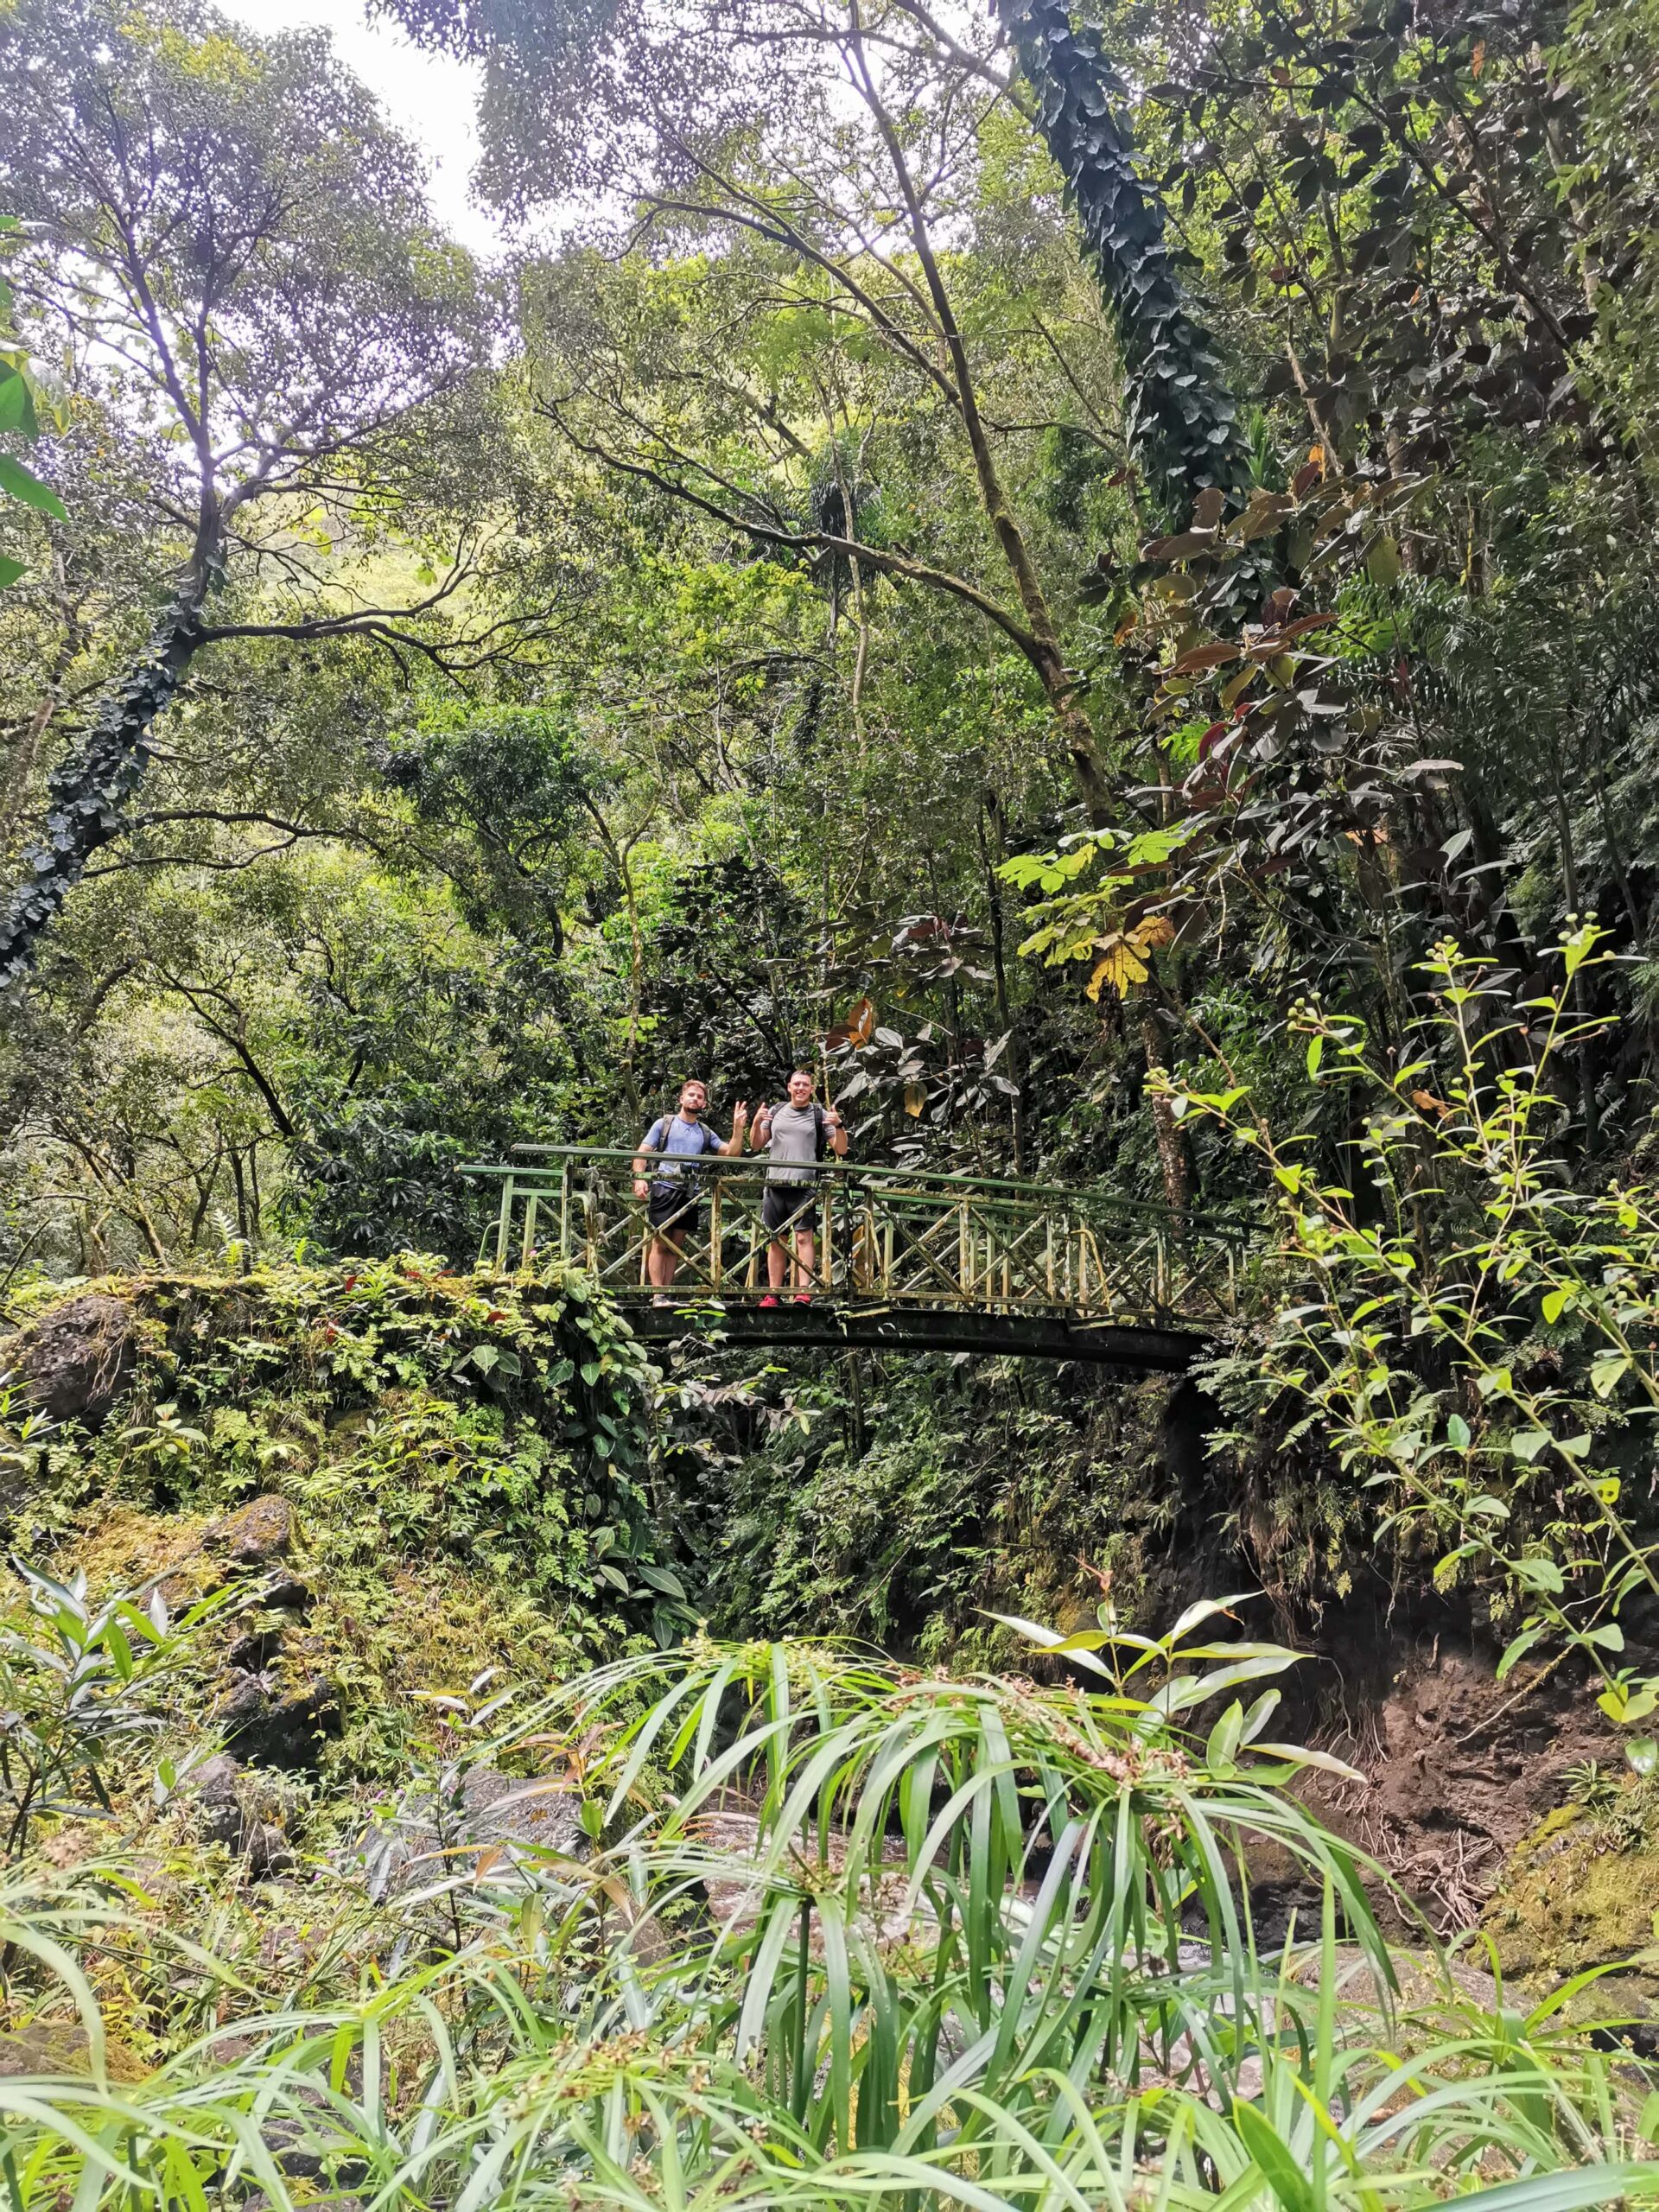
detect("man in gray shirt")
[750,1067,849,1306]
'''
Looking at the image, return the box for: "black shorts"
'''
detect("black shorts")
[647,1185,702,1236]
[762,1182,819,1235]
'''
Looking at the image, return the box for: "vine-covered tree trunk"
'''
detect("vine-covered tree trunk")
[998,0,1252,525]
[0,556,217,986]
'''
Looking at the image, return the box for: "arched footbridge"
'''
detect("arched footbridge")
[462,1148,1242,1370]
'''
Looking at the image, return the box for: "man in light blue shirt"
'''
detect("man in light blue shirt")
[632,1079,748,1303]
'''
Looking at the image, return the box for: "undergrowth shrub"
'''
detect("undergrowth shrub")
[3,1614,1658,2208]
[1174,927,1659,1751]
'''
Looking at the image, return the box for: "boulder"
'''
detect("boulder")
[4,1293,136,1431]
[245,1820,296,1878]
[361,1764,588,1901]
[223,1669,339,1771]
[205,1495,293,1567]
[0,2020,145,2081]
[187,1752,247,1848]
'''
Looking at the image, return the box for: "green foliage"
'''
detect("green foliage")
[1172,927,1659,1740]
[0,216,63,586]
[2,1622,1656,2206]
[0,1562,225,1856]
[5,1257,690,1774]
[0,0,488,980]
[999,0,1252,523]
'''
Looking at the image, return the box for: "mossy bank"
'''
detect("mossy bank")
[1,1255,683,1779]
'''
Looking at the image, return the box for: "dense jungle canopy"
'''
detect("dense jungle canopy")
[11,0,1659,2205]
[6,0,1654,1267]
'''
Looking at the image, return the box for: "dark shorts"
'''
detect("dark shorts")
[648,1185,702,1236]
[762,1182,819,1235]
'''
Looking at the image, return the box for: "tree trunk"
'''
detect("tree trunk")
[1139,1007,1190,1218]
[0,564,216,984]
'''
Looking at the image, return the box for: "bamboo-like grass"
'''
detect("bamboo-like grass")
[3,1609,1658,2209]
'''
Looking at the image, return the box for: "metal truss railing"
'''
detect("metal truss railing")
[459,1147,1242,1329]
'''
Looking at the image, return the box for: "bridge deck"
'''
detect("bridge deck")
[624,1299,1204,1368]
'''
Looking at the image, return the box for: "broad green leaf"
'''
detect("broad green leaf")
[0,365,35,435]
[1205,1699,1244,1776]
[0,451,65,518]
[1230,2097,1317,2212]
[1497,1624,1545,1681]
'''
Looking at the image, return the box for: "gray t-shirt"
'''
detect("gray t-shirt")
[764,1101,823,1184]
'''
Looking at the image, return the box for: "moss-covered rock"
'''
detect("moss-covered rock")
[1484,1791,1659,2023]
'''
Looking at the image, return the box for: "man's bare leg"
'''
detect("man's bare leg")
[649,1229,686,1289]
[767,1236,790,1291]
[793,1226,816,1294]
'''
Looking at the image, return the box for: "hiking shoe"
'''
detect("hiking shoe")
[652,1294,672,1308]
[759,1294,780,1310]
[793,1293,812,1306]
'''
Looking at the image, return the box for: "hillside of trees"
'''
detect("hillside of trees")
[6,0,1659,2203]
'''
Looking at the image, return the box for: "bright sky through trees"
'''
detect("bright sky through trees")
[225,0,493,250]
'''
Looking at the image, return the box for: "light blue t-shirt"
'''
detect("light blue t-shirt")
[642,1114,722,1189]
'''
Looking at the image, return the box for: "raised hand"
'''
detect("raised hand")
[824,1104,842,1129]
[733,1100,750,1128]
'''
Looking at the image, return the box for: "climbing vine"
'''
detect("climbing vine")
[0,567,217,987]
[999,0,1252,524]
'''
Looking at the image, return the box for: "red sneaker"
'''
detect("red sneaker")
[759,1294,780,1310]
[793,1293,812,1306]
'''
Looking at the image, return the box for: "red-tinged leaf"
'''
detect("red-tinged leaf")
[1292,461,1322,499]
[1278,612,1338,641]
[1144,528,1219,562]
[1198,721,1230,760]
[1170,642,1241,676]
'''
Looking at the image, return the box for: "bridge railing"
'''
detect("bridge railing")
[459,1147,1242,1327]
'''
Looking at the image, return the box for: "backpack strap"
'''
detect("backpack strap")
[813,1103,828,1162]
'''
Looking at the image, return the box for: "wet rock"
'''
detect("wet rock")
[362,1764,588,1900]
[188,1752,247,1848]
[263,1575,312,1613]
[224,1669,338,1770]
[205,1494,293,1567]
[3,1293,136,1432]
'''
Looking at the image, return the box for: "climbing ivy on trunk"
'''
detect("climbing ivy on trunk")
[998,0,1252,524]
[0,560,217,986]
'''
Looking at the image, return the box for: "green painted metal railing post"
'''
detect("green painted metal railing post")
[495,1174,514,1271]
